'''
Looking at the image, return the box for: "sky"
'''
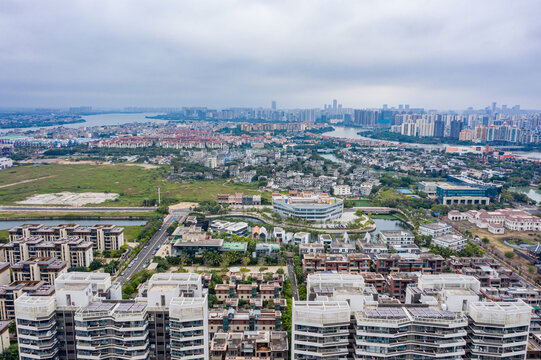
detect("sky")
[1,0,540,110]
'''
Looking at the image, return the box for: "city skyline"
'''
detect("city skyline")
[1,0,540,109]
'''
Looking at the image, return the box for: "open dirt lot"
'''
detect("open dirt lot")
[17,192,119,206]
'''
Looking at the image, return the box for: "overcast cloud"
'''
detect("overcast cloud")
[0,0,540,109]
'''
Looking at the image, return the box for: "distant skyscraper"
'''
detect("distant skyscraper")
[491,102,497,113]
[482,115,489,126]
[271,101,276,110]
[434,116,445,138]
[450,120,463,139]
[398,104,404,110]
[405,104,410,110]
[382,104,388,110]
[333,99,337,109]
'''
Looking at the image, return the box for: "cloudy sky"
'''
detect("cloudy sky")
[1,0,540,110]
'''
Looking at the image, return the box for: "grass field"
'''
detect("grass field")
[123,225,145,242]
[0,164,269,206]
[345,199,373,207]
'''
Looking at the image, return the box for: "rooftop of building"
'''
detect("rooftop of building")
[221,242,247,251]
[308,273,365,283]
[436,183,482,191]
[55,272,111,285]
[81,301,147,314]
[433,234,466,242]
[147,272,202,287]
[419,222,450,230]
[355,306,464,323]
[380,230,413,237]
[173,237,223,247]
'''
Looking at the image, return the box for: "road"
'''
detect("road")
[286,255,299,301]
[113,210,188,285]
[0,206,154,212]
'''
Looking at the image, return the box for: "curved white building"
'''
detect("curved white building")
[272,193,343,222]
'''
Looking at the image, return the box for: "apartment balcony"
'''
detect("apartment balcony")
[468,344,527,357]
[19,347,59,359]
[294,328,349,337]
[294,347,349,358]
[171,353,206,360]
[295,339,349,348]
[77,349,149,360]
[77,343,149,352]
[18,339,58,351]
[76,330,149,342]
[18,330,57,341]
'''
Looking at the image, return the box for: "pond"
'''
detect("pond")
[512,188,541,204]
[0,219,148,230]
[368,218,411,239]
[320,153,350,166]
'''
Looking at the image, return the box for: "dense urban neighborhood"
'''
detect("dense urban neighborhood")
[0,101,537,360]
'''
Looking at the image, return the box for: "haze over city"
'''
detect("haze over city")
[1,0,541,109]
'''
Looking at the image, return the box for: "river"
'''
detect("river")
[65,112,166,128]
[0,219,147,230]
[323,126,448,150]
[0,112,166,134]
[323,126,372,140]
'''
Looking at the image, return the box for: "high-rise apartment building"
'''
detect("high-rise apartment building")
[291,273,532,360]
[75,302,150,360]
[169,297,208,360]
[14,272,209,360]
[291,300,351,360]
[11,257,67,284]
[0,237,94,269]
[15,295,59,360]
[9,224,124,253]
[468,301,531,359]
[354,307,468,359]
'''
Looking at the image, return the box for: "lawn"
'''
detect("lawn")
[0,163,270,206]
[123,225,145,242]
[0,229,7,243]
[345,199,373,207]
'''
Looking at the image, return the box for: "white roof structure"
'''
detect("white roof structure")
[15,294,56,320]
[307,273,365,293]
[417,274,480,293]
[55,272,112,292]
[169,296,207,321]
[293,300,351,326]
[468,300,531,326]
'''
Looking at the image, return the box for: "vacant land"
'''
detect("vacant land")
[0,164,269,206]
